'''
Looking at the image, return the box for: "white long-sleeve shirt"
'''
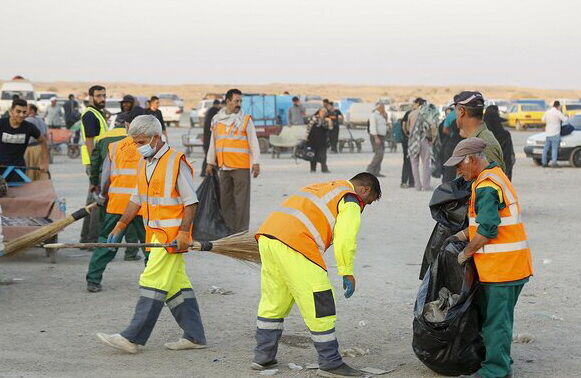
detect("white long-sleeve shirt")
[206,109,261,170]
[368,110,389,136]
[542,107,568,137]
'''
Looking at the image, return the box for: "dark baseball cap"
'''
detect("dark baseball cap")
[120,95,135,103]
[453,91,484,107]
[444,137,487,167]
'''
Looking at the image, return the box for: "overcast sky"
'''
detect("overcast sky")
[2,0,579,89]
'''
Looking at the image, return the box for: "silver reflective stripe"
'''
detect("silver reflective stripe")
[148,197,182,206]
[166,289,195,310]
[164,150,177,199]
[215,135,247,141]
[479,172,516,204]
[275,207,325,253]
[108,187,135,195]
[468,203,520,227]
[111,168,137,175]
[297,191,336,231]
[320,185,352,203]
[148,218,182,228]
[311,332,337,343]
[476,240,529,254]
[256,320,284,330]
[216,147,250,153]
[140,287,166,301]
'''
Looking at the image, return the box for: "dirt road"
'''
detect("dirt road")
[1,127,580,377]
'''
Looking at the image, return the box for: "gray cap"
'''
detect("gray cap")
[444,137,487,167]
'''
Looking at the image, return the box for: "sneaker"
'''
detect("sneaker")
[124,255,142,262]
[164,338,207,350]
[251,359,278,371]
[87,282,102,293]
[96,333,137,354]
[317,363,362,377]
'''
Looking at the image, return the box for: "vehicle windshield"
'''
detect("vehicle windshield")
[38,93,56,100]
[569,115,581,129]
[565,104,581,110]
[521,104,543,111]
[159,99,177,106]
[159,94,179,100]
[1,90,35,100]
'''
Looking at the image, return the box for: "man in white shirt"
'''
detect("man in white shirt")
[366,103,389,177]
[541,101,568,168]
[206,89,261,232]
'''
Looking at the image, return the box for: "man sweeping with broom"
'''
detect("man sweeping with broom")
[253,172,381,377]
[96,115,206,353]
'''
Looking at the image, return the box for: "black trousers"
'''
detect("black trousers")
[401,136,414,186]
[329,126,339,152]
[310,145,328,172]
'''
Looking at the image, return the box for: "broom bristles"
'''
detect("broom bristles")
[204,231,261,264]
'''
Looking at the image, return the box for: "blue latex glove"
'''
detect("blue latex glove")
[106,232,123,244]
[342,276,355,298]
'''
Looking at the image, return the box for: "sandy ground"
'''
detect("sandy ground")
[12,80,581,109]
[1,126,581,378]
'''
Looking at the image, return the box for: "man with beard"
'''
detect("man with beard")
[206,89,261,233]
[79,85,108,245]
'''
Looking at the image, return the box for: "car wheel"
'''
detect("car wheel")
[532,157,542,166]
[258,137,269,154]
[569,147,581,167]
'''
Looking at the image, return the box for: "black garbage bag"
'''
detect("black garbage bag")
[192,175,231,241]
[295,141,315,161]
[412,240,485,376]
[419,177,471,279]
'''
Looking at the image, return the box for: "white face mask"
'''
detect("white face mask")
[137,137,156,157]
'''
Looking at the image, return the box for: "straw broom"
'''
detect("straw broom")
[44,231,261,264]
[1,203,97,256]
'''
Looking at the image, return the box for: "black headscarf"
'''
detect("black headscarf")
[484,105,515,179]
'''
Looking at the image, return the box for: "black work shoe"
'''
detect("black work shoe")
[87,282,102,293]
[317,363,362,377]
[251,359,278,371]
[124,255,142,262]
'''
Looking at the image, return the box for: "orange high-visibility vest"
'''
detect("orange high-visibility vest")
[106,136,140,215]
[256,180,364,270]
[214,114,252,169]
[136,146,193,253]
[468,166,533,283]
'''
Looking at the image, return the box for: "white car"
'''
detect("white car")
[105,98,122,116]
[0,79,36,113]
[159,99,182,127]
[37,91,58,114]
[189,99,217,126]
[524,114,581,167]
[157,93,183,110]
[345,102,375,128]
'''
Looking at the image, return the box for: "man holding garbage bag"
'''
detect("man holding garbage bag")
[444,138,533,378]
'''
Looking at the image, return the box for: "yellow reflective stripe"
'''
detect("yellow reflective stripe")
[475,181,503,204]
[108,187,135,194]
[110,168,137,175]
[164,150,177,199]
[476,240,529,254]
[275,207,325,253]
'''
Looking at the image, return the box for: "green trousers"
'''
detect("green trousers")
[477,283,525,378]
[86,212,147,285]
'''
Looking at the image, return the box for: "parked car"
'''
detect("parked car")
[505,103,545,130]
[0,79,36,114]
[561,103,581,118]
[36,91,58,114]
[485,99,510,113]
[513,98,547,109]
[159,99,182,127]
[337,97,363,115]
[157,93,183,110]
[345,102,375,128]
[189,99,216,126]
[524,114,581,167]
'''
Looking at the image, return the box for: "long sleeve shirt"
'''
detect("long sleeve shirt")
[542,107,568,137]
[473,163,504,239]
[332,194,362,276]
[206,109,261,170]
[470,123,506,172]
[368,110,389,136]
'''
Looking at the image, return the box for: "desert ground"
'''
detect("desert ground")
[16,81,581,108]
[1,126,580,378]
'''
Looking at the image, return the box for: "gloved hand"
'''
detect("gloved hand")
[107,221,127,244]
[170,230,191,253]
[457,250,473,265]
[444,229,468,246]
[342,275,356,298]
